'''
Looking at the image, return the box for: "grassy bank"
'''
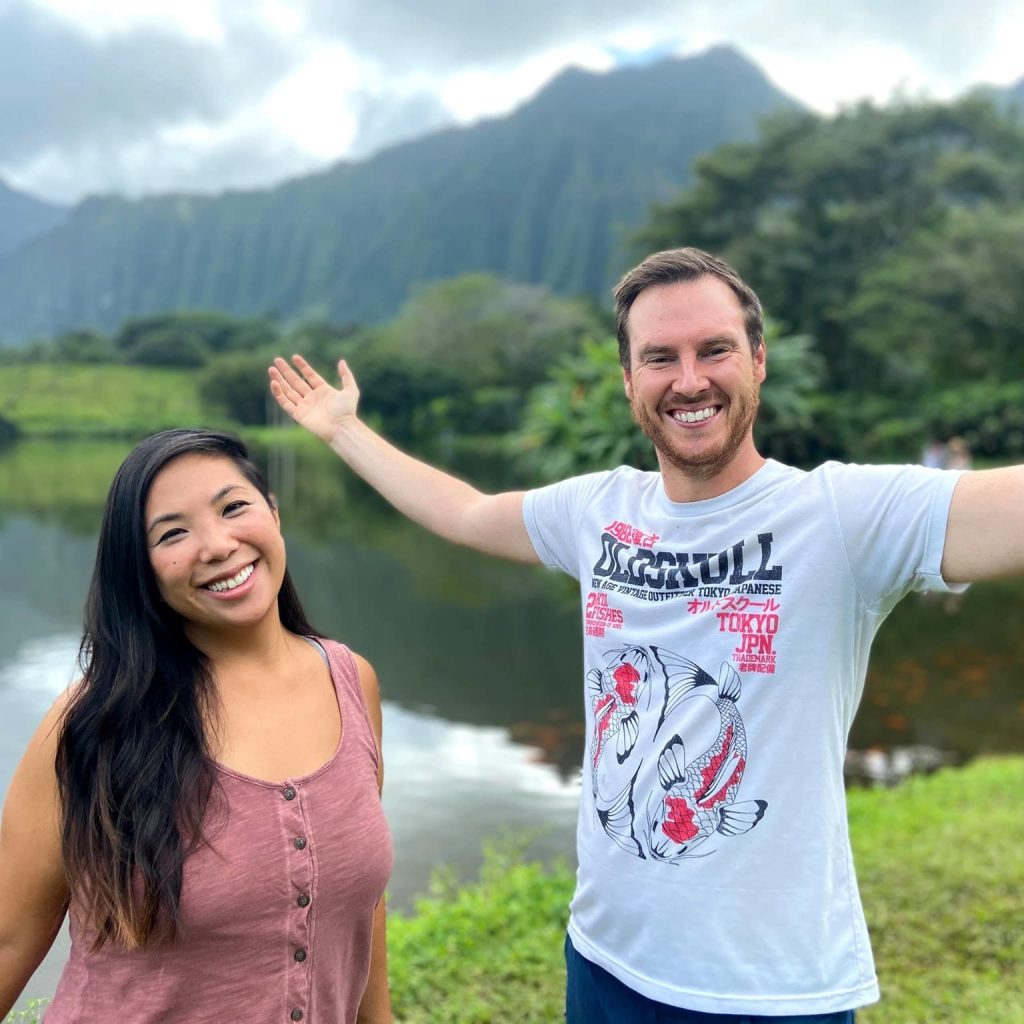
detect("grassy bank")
[7,760,1021,1024]
[387,757,1024,1024]
[0,364,219,437]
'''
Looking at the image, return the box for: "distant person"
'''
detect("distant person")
[945,436,973,471]
[268,248,1016,1023]
[920,438,947,468]
[0,430,392,1024]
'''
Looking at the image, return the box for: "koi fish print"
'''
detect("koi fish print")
[646,654,766,861]
[589,644,768,862]
[587,645,653,795]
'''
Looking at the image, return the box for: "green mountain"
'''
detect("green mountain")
[0,46,799,344]
[0,179,66,260]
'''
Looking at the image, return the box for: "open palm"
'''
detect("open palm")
[268,355,359,445]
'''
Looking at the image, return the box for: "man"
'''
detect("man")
[269,248,1015,1023]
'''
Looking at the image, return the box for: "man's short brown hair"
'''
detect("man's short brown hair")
[614,248,764,368]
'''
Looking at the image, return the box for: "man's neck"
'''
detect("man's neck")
[658,446,767,504]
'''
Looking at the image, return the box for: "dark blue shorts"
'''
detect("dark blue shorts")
[565,934,857,1024]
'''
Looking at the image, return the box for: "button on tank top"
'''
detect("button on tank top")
[46,639,393,1024]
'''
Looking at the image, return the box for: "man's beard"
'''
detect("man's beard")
[630,381,761,482]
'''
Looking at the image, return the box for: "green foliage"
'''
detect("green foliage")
[849,205,1024,391]
[513,336,653,481]
[642,96,1024,397]
[388,842,575,1023]
[379,274,600,391]
[852,758,1024,1023]
[51,329,116,364]
[351,274,605,444]
[197,351,278,426]
[3,997,48,1023]
[0,412,20,446]
[115,311,277,367]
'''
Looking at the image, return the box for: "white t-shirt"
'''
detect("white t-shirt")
[523,459,963,1016]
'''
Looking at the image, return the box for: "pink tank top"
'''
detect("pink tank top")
[46,640,392,1024]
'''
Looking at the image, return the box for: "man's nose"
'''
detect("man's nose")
[671,357,709,396]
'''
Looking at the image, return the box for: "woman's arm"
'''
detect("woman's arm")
[358,896,391,1024]
[0,694,72,1016]
[353,655,392,1024]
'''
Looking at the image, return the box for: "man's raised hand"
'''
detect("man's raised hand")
[268,355,359,445]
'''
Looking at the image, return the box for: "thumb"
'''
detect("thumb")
[337,359,360,398]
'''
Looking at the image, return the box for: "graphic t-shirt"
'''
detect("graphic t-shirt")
[523,459,963,1016]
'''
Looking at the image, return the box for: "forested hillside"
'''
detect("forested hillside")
[0,179,65,259]
[0,46,798,344]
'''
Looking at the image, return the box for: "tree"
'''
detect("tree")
[849,205,1024,391]
[640,97,1024,394]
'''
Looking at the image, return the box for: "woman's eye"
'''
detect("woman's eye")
[224,500,250,516]
[156,528,185,545]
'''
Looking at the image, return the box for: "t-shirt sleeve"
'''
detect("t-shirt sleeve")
[825,462,965,611]
[522,472,607,579]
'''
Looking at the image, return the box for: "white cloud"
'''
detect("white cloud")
[0,0,1021,202]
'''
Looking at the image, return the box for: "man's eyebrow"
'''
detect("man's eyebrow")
[636,344,677,358]
[146,484,245,534]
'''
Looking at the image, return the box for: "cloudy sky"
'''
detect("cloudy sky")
[3,0,1022,205]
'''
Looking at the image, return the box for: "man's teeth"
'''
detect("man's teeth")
[671,407,715,423]
[205,563,255,592]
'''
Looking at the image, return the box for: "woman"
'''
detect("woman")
[0,429,392,1023]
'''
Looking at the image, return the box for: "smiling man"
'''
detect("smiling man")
[268,247,1018,1023]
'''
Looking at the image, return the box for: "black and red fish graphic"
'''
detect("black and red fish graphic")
[590,644,768,863]
[646,652,766,861]
[587,646,654,794]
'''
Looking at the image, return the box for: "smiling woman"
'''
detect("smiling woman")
[0,430,394,1024]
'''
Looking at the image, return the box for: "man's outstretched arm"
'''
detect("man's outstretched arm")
[268,355,539,564]
[941,467,1024,583]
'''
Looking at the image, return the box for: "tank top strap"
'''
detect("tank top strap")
[311,637,380,771]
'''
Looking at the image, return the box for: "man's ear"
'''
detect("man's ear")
[755,336,767,384]
[623,367,633,400]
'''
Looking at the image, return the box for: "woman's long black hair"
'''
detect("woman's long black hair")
[56,429,316,948]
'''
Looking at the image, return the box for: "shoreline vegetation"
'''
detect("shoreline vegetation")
[7,757,1022,1024]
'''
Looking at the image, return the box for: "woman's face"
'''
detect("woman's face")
[144,453,286,637]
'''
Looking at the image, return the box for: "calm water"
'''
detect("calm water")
[3,438,1023,999]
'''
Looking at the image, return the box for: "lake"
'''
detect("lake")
[2,437,1022,1001]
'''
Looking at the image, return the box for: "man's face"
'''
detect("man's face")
[622,276,766,484]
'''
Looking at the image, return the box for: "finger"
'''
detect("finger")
[291,354,329,389]
[271,356,310,397]
[268,377,297,417]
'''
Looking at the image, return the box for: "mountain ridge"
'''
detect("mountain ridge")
[0,46,801,343]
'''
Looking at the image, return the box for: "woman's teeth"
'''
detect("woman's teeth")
[205,563,255,592]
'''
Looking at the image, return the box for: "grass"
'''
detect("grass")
[7,761,1021,1024]
[385,758,1024,1024]
[0,364,224,437]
